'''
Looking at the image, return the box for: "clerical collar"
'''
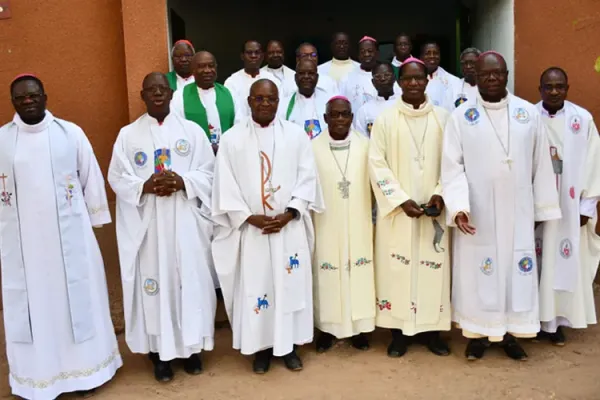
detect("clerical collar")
[178,73,193,81]
[329,132,351,150]
[252,119,275,128]
[541,104,565,118]
[399,96,433,117]
[332,58,353,66]
[428,68,439,79]
[478,91,509,110]
[13,110,54,133]
[377,93,396,102]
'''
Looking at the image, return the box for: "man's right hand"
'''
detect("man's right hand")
[246,215,275,230]
[400,200,424,218]
[142,172,172,197]
[455,212,476,235]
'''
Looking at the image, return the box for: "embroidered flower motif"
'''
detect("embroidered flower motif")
[382,188,395,196]
[376,298,392,311]
[420,260,442,269]
[391,253,410,265]
[439,305,444,313]
[376,179,390,188]
[320,262,338,271]
[254,294,269,314]
[354,257,372,267]
[410,302,417,313]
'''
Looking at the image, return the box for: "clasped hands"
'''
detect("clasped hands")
[247,211,294,235]
[143,170,185,196]
[400,195,445,218]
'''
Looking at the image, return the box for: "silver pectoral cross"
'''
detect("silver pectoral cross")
[337,178,351,199]
[266,181,280,194]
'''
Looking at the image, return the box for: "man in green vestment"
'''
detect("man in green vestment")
[171,51,237,155]
[166,40,195,91]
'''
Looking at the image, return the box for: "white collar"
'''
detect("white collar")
[13,110,54,133]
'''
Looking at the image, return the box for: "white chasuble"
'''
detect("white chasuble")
[443,79,478,111]
[224,69,281,122]
[278,87,334,140]
[442,93,561,340]
[318,58,360,83]
[368,98,451,335]
[312,131,376,338]
[0,112,121,400]
[340,68,402,117]
[108,113,216,361]
[211,117,324,356]
[535,101,600,332]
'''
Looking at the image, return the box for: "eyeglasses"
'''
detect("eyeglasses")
[460,60,476,67]
[142,85,171,93]
[12,92,44,103]
[298,52,318,59]
[250,95,279,104]
[477,70,507,81]
[327,111,352,119]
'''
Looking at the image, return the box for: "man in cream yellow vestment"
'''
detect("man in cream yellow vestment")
[312,96,376,353]
[369,58,451,358]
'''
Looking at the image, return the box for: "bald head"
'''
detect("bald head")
[476,52,509,102]
[296,58,317,72]
[142,72,169,89]
[192,51,218,89]
[476,52,507,71]
[193,51,216,65]
[250,79,278,96]
[248,79,279,126]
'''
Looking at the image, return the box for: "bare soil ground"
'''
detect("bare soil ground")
[2,293,600,400]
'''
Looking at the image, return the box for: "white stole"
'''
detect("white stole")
[0,112,94,344]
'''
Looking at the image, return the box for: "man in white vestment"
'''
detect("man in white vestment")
[441,51,561,361]
[421,41,461,107]
[0,74,121,400]
[369,58,451,358]
[166,40,195,91]
[108,72,216,382]
[296,43,339,94]
[534,67,600,345]
[278,59,336,140]
[318,32,360,84]
[312,96,376,353]
[262,40,296,98]
[354,63,400,137]
[212,79,323,374]
[224,40,280,121]
[341,36,401,118]
[391,33,413,80]
[443,47,480,111]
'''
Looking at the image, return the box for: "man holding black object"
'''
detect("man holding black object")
[369,57,451,358]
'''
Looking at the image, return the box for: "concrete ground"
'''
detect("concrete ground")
[1,292,600,400]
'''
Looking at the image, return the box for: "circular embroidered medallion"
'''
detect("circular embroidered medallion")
[513,107,530,123]
[464,108,480,125]
[143,278,159,296]
[569,115,582,134]
[559,238,572,259]
[134,151,147,167]
[480,257,493,276]
[454,95,468,108]
[174,139,191,156]
[518,256,534,274]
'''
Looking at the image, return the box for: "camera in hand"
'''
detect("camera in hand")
[420,204,441,217]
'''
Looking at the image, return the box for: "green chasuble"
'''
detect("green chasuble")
[166,71,178,91]
[182,83,235,139]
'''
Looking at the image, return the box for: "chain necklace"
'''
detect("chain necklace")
[479,101,512,170]
[404,113,429,168]
[330,137,352,199]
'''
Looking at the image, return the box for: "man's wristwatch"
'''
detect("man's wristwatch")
[285,207,300,220]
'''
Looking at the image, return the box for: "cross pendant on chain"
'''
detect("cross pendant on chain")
[266,181,280,194]
[337,178,351,199]
[503,158,513,170]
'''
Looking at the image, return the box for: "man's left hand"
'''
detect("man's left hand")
[155,171,185,193]
[262,211,294,234]
[580,215,590,227]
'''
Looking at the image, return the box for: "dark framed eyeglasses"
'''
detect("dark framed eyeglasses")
[327,110,353,119]
[250,95,279,105]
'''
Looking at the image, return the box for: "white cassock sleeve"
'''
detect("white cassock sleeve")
[368,114,411,218]
[441,114,470,226]
[76,127,111,227]
[287,132,324,216]
[181,123,215,212]
[107,129,147,207]
[580,120,600,218]
[531,113,562,221]
[354,104,369,137]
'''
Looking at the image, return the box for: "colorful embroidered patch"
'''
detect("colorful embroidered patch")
[174,138,191,156]
[535,238,543,257]
[480,257,493,276]
[559,238,572,259]
[513,107,530,123]
[0,173,13,207]
[286,253,300,274]
[143,278,159,296]
[569,115,582,134]
[354,257,372,267]
[569,186,576,199]
[518,256,534,274]
[391,253,410,265]
[154,148,171,173]
[65,175,75,205]
[420,260,442,269]
[464,108,480,124]
[382,189,395,196]
[320,262,337,271]
[304,119,322,140]
[254,294,269,314]
[454,95,468,108]
[376,298,392,311]
[134,151,147,167]
[376,179,390,188]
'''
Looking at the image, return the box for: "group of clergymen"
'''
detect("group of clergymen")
[2,31,600,400]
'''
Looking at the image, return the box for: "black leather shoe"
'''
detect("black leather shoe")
[253,349,272,374]
[351,333,370,351]
[154,360,174,382]
[465,339,488,361]
[316,332,335,353]
[501,338,528,361]
[183,353,203,375]
[282,350,303,371]
[77,389,96,398]
[426,332,450,356]
[549,327,566,346]
[387,329,408,358]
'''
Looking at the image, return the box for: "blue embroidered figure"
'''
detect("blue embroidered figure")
[254,294,269,314]
[286,253,300,274]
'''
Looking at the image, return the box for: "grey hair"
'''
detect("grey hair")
[460,47,481,59]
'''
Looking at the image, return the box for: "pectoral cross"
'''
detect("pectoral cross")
[503,158,513,170]
[0,173,12,207]
[265,180,280,194]
[0,174,7,190]
[337,178,351,199]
